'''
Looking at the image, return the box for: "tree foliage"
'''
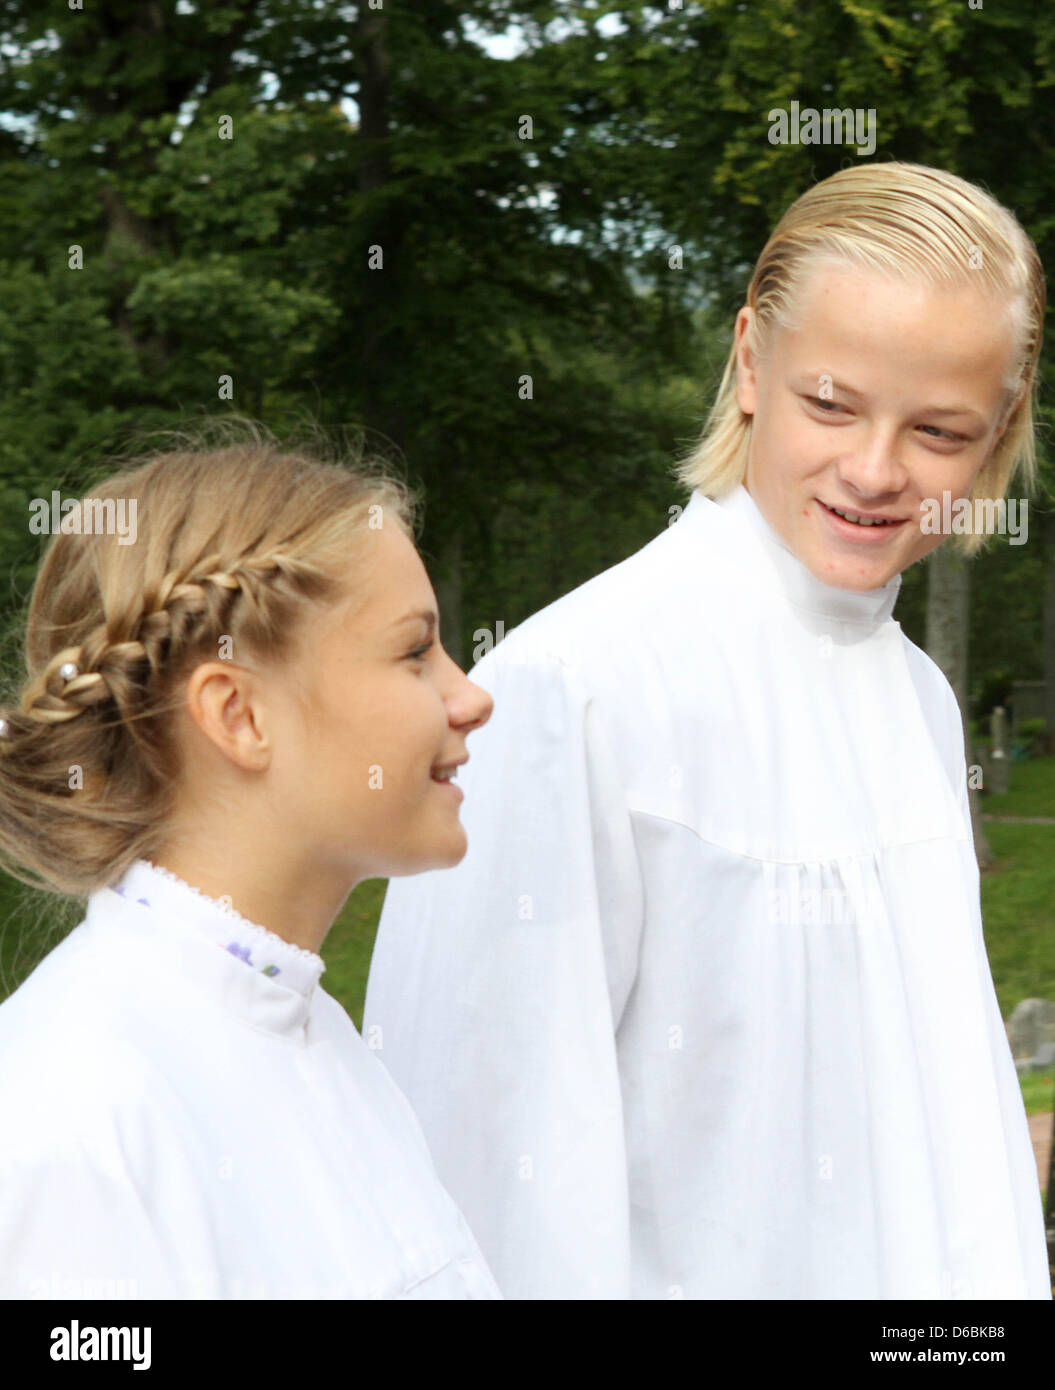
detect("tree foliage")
[0,0,1048,687]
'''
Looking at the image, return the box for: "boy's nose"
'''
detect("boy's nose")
[840,431,908,496]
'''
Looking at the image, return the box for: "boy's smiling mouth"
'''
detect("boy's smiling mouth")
[818,498,909,537]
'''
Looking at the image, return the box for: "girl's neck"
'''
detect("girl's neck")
[146,837,356,957]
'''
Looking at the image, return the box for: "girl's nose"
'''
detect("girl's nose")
[438,646,493,731]
[454,676,493,733]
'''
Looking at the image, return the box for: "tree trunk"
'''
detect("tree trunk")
[99,183,170,373]
[926,545,993,869]
[1042,509,1055,755]
[433,527,465,670]
[354,3,406,455]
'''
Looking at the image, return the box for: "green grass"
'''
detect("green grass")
[0,877,80,1000]
[1020,1071,1053,1213]
[980,822,1055,1017]
[980,753,1055,819]
[317,877,387,1030]
[1020,1069,1055,1117]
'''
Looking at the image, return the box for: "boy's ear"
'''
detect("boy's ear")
[734,308,759,416]
[995,382,1026,440]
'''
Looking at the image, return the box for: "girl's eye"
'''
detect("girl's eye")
[806,396,846,414]
[406,641,433,662]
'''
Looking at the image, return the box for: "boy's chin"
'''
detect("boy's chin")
[802,543,903,592]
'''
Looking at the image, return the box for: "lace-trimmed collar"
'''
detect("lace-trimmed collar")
[111,858,325,1000]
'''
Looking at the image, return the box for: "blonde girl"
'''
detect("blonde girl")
[0,420,499,1299]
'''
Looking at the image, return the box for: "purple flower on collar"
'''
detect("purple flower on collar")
[114,886,151,908]
[226,942,253,965]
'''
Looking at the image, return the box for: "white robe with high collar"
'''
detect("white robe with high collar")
[0,859,502,1299]
[365,484,1051,1300]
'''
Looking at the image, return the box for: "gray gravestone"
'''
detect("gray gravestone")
[989,705,1010,796]
[1007,998,1055,1059]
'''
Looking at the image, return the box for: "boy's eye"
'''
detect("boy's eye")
[806,396,968,443]
[917,424,967,442]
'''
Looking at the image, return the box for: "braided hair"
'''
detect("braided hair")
[0,421,416,898]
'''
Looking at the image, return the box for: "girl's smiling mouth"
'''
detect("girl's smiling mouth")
[430,757,467,797]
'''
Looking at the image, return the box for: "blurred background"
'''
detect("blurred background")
[0,0,1052,1265]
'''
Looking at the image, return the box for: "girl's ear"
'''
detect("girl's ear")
[183,662,273,773]
[735,307,759,416]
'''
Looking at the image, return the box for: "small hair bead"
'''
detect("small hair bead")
[58,661,79,682]
[0,719,8,738]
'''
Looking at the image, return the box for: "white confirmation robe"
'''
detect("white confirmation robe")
[365,483,1051,1301]
[0,859,501,1299]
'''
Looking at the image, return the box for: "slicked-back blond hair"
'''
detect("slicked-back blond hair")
[675,162,1046,556]
[0,416,417,898]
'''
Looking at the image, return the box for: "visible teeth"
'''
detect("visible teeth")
[830,505,893,526]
